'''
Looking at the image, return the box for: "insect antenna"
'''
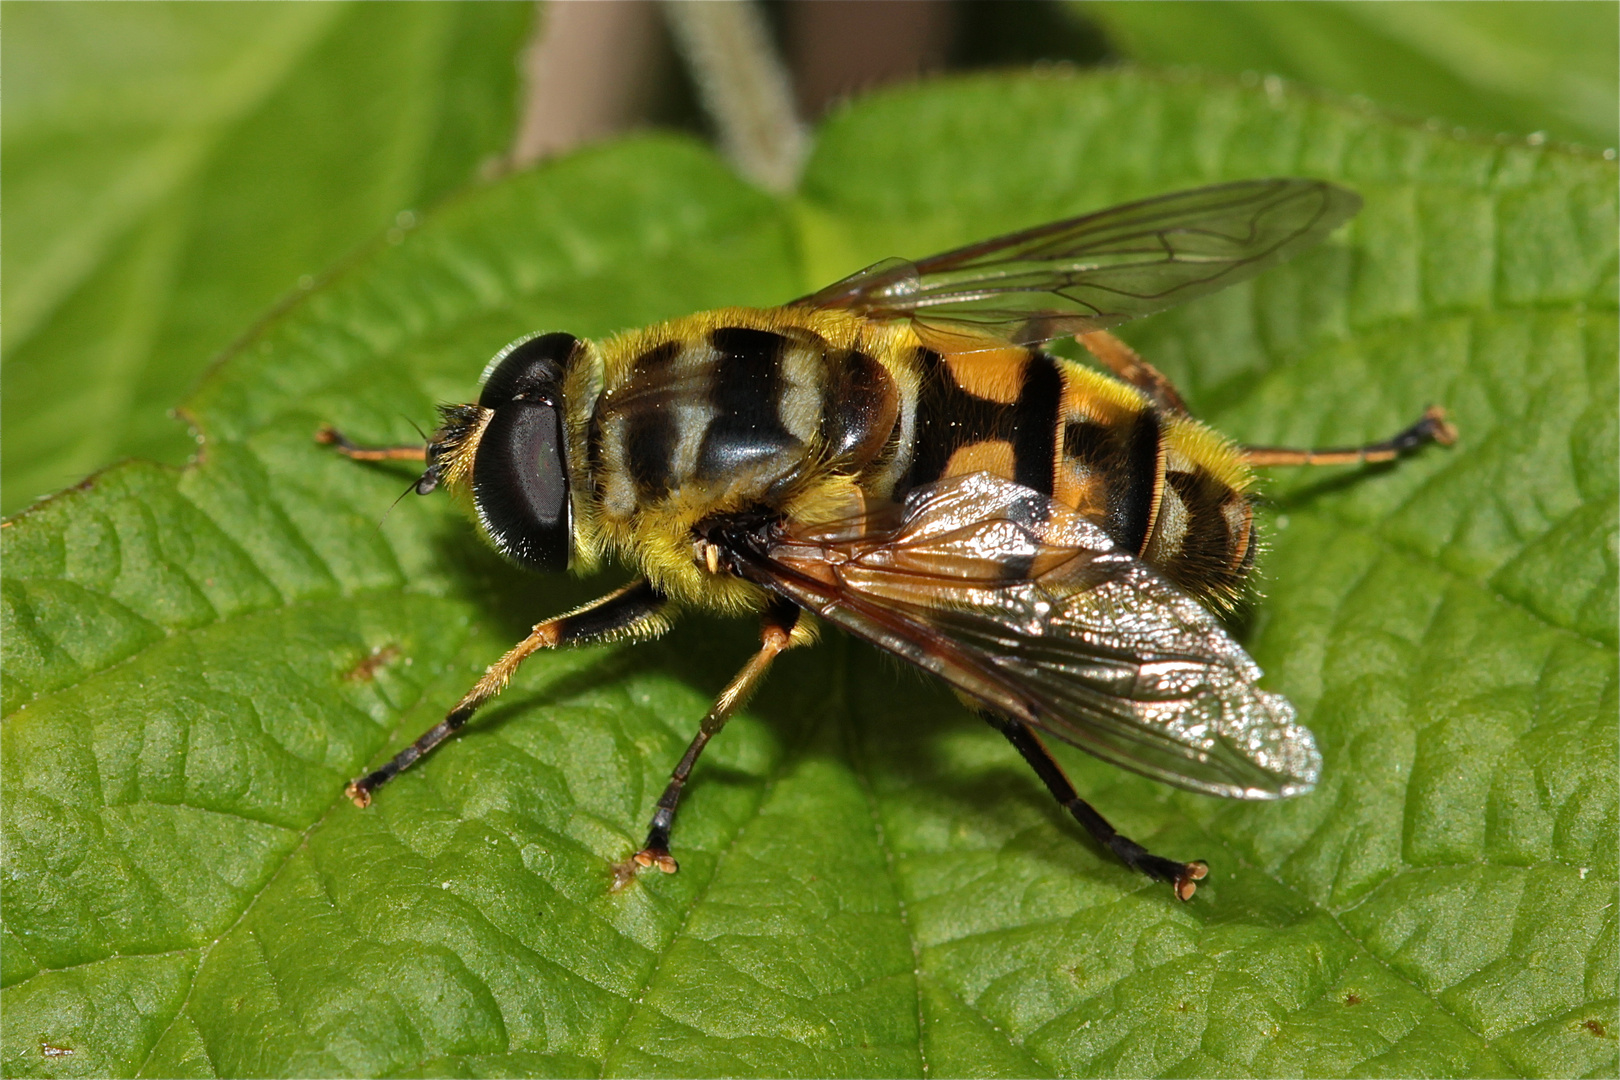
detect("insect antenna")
[368,479,421,532]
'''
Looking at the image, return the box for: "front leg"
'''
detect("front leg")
[348,579,670,806]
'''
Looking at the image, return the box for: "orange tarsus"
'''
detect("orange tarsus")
[633,849,679,874]
[316,425,427,462]
[1175,860,1209,902]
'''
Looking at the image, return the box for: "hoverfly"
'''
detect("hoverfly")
[321,179,1454,900]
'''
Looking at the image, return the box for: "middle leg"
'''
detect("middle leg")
[632,597,807,874]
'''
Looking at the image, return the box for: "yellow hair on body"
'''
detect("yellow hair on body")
[1163,414,1255,493]
[593,305,906,386]
[1057,357,1152,417]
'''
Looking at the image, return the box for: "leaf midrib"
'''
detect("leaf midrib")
[839,632,934,1078]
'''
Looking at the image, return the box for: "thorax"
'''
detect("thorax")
[573,307,915,607]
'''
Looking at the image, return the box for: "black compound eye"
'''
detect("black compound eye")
[479,332,578,409]
[473,398,571,571]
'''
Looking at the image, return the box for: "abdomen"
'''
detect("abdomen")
[895,345,1258,602]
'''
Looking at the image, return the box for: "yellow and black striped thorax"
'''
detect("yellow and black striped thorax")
[583,308,908,520]
[578,307,1257,605]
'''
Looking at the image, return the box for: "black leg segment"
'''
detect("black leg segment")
[988,712,1208,900]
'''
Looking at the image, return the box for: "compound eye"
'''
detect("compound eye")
[479,332,578,409]
[472,399,571,571]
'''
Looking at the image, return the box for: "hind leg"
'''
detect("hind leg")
[985,711,1207,901]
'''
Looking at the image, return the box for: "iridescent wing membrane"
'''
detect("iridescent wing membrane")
[727,474,1321,799]
[795,178,1360,349]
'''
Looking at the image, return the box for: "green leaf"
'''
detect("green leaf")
[5,69,1616,1078]
[1079,1,1619,150]
[0,1,533,515]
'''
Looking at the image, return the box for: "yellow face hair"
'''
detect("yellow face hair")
[428,403,490,495]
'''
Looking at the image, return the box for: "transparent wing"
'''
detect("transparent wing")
[793,179,1360,350]
[724,473,1320,798]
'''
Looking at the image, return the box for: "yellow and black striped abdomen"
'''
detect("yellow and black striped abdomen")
[901,346,1258,603]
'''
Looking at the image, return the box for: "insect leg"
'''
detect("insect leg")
[633,597,805,874]
[988,713,1209,901]
[346,579,670,807]
[316,425,428,462]
[1077,330,1190,415]
[1242,406,1457,467]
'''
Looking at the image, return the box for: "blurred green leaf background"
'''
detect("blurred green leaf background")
[3,4,1615,1079]
[4,1,1615,515]
[2,2,533,514]
[1079,1,1618,150]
